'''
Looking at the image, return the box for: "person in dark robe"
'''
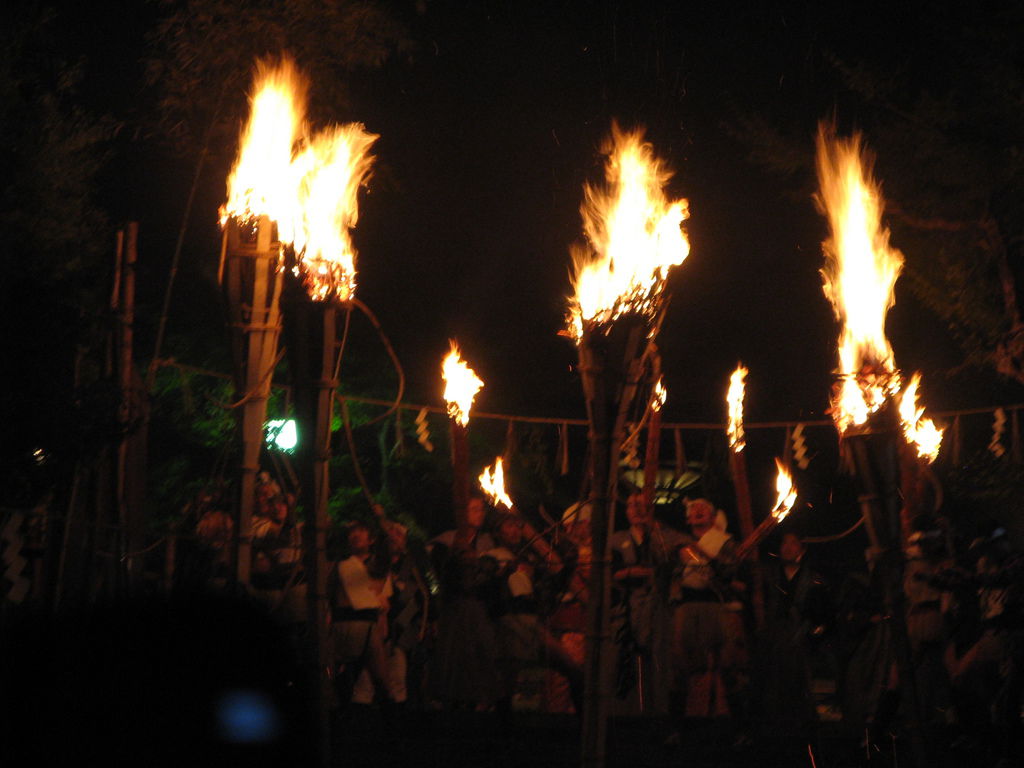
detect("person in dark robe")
[426,497,499,709]
[610,492,684,716]
[760,532,829,748]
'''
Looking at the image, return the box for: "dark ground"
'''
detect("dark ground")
[331,709,983,768]
[1,594,1006,768]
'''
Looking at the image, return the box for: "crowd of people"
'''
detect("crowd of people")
[193,479,1023,761]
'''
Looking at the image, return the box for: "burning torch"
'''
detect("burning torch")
[479,456,560,568]
[725,364,755,542]
[284,120,378,588]
[734,459,798,561]
[443,342,484,550]
[219,57,306,586]
[816,123,941,766]
[566,125,689,768]
[724,363,765,621]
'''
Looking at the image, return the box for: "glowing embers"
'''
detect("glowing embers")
[567,125,690,342]
[441,341,484,427]
[815,124,903,434]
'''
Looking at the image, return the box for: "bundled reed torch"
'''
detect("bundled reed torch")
[724,364,766,620]
[443,342,484,549]
[816,124,943,549]
[815,123,942,767]
[219,58,306,585]
[566,125,689,768]
[221,56,377,764]
[725,365,755,541]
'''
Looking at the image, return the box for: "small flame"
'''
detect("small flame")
[898,373,944,462]
[222,57,308,231]
[290,124,378,302]
[771,459,798,522]
[727,364,748,452]
[816,124,904,433]
[652,378,667,412]
[442,341,484,427]
[566,125,690,342]
[479,457,513,509]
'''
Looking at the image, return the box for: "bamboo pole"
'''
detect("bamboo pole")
[842,404,928,768]
[221,216,284,587]
[283,279,340,768]
[728,449,764,624]
[579,315,650,768]
[117,223,138,587]
[309,305,336,768]
[451,420,471,548]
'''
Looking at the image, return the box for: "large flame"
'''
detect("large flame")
[567,125,690,341]
[898,372,944,463]
[479,457,513,509]
[222,57,308,231]
[771,458,798,522]
[727,364,748,452]
[442,341,484,427]
[816,125,904,433]
[291,124,378,302]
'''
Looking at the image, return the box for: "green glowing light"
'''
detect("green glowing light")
[265,419,298,452]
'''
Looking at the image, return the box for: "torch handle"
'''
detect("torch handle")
[734,514,779,562]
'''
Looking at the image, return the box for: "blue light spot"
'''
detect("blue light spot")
[215,689,282,743]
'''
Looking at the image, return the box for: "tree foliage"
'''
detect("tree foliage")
[0,7,116,502]
[146,0,414,154]
[730,5,1024,385]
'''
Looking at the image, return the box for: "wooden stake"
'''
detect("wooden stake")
[451,419,471,549]
[117,223,138,586]
[728,448,763,624]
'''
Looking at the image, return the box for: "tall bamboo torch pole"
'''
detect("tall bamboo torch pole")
[814,124,936,767]
[842,403,928,767]
[725,364,763,624]
[578,317,652,768]
[284,118,378,768]
[219,58,305,587]
[568,125,690,768]
[280,272,341,768]
[220,215,284,586]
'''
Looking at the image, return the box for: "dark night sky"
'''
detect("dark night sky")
[47,0,1022,424]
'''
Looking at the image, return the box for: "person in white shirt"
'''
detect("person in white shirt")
[331,522,394,710]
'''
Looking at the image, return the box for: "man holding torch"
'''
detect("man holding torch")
[670,498,745,721]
